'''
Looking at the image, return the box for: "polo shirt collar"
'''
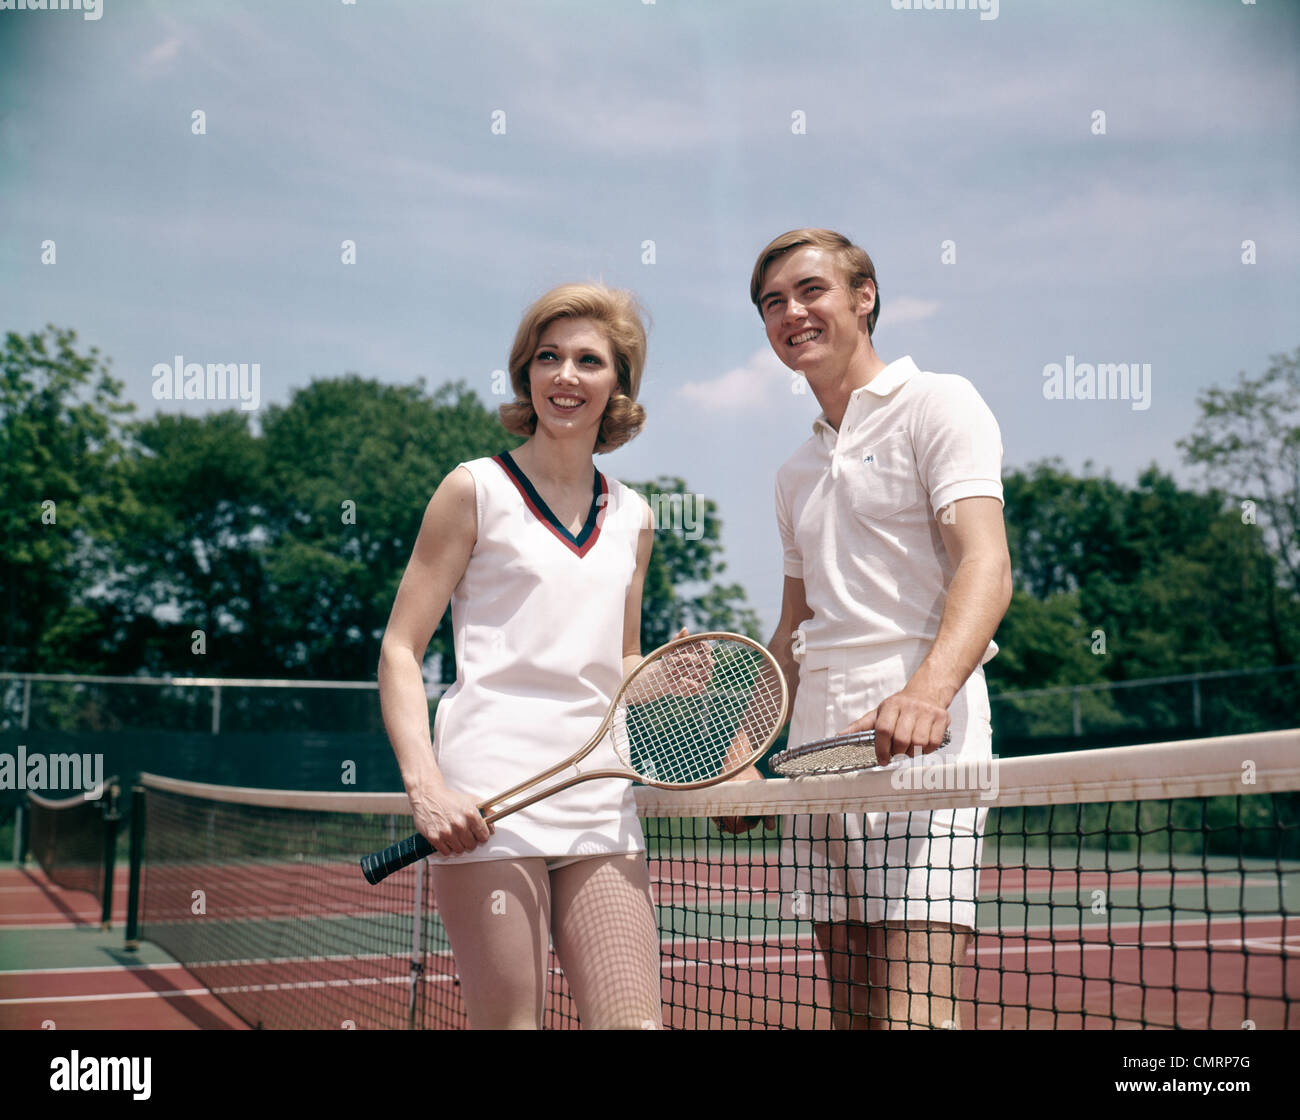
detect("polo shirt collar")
[810,355,922,438]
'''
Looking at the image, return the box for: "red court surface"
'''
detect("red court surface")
[3,860,1295,1030]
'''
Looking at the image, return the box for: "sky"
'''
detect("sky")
[2,0,1297,637]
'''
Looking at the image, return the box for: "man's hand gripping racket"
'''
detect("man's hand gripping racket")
[713,727,953,834]
[361,631,788,884]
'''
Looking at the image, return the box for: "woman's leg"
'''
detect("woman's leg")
[549,853,663,1030]
[428,858,552,1029]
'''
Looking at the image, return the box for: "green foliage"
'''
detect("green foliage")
[111,378,516,678]
[1178,348,1300,662]
[7,329,1296,703]
[258,378,514,678]
[624,477,760,650]
[2,333,757,681]
[994,792,1300,860]
[995,458,1291,693]
[1179,348,1300,594]
[0,327,137,672]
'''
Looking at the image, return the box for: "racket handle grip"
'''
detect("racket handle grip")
[360,832,433,885]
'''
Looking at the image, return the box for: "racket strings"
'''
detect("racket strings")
[613,638,784,786]
[774,741,882,775]
[771,728,953,776]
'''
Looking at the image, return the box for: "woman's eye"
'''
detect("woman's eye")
[536,351,556,361]
[581,355,603,365]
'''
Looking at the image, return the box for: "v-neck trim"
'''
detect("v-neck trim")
[493,451,607,558]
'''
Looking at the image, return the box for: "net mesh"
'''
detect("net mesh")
[27,782,117,903]
[134,731,1299,1029]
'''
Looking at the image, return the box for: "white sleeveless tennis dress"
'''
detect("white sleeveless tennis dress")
[427,452,646,864]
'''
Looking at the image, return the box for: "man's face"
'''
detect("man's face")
[757,247,874,378]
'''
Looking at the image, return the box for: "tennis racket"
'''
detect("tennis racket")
[361,631,788,884]
[768,727,952,776]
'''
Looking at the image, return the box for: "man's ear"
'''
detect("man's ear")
[856,279,876,323]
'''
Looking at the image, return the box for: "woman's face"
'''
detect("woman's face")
[527,317,619,443]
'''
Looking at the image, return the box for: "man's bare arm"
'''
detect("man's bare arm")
[840,496,1011,764]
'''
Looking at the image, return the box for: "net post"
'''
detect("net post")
[123,785,145,951]
[100,780,120,931]
[410,855,425,1030]
[13,802,25,865]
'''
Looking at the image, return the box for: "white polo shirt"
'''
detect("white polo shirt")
[776,355,1004,662]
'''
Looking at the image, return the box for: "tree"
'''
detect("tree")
[996,460,1284,685]
[1178,348,1300,662]
[110,410,273,674]
[258,377,511,679]
[0,327,136,672]
[3,337,762,682]
[624,477,760,651]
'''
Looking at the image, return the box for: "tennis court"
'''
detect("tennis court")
[7,729,1291,1030]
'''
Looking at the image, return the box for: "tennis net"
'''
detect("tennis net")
[26,779,120,928]
[129,730,1299,1029]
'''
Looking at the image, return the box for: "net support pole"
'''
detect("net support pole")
[409,855,425,1030]
[13,803,23,865]
[124,786,145,951]
[100,783,120,931]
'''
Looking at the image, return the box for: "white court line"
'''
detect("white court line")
[7,939,1293,1006]
[0,988,214,1006]
[0,974,417,1006]
[0,953,404,977]
[0,962,187,977]
[0,914,106,925]
[5,919,1290,998]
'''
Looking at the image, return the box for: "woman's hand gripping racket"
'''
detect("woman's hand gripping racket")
[361,632,788,884]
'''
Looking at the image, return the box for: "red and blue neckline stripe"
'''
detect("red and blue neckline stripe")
[493,451,607,558]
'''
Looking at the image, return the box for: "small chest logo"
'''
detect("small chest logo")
[863,453,875,465]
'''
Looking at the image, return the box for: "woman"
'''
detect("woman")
[377,283,662,1029]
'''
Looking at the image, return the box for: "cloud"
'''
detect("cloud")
[677,349,793,411]
[144,37,182,67]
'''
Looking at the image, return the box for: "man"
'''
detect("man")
[747,228,1011,1029]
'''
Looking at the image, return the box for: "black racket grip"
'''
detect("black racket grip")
[360,831,433,885]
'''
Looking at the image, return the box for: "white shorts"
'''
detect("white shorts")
[779,643,992,930]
